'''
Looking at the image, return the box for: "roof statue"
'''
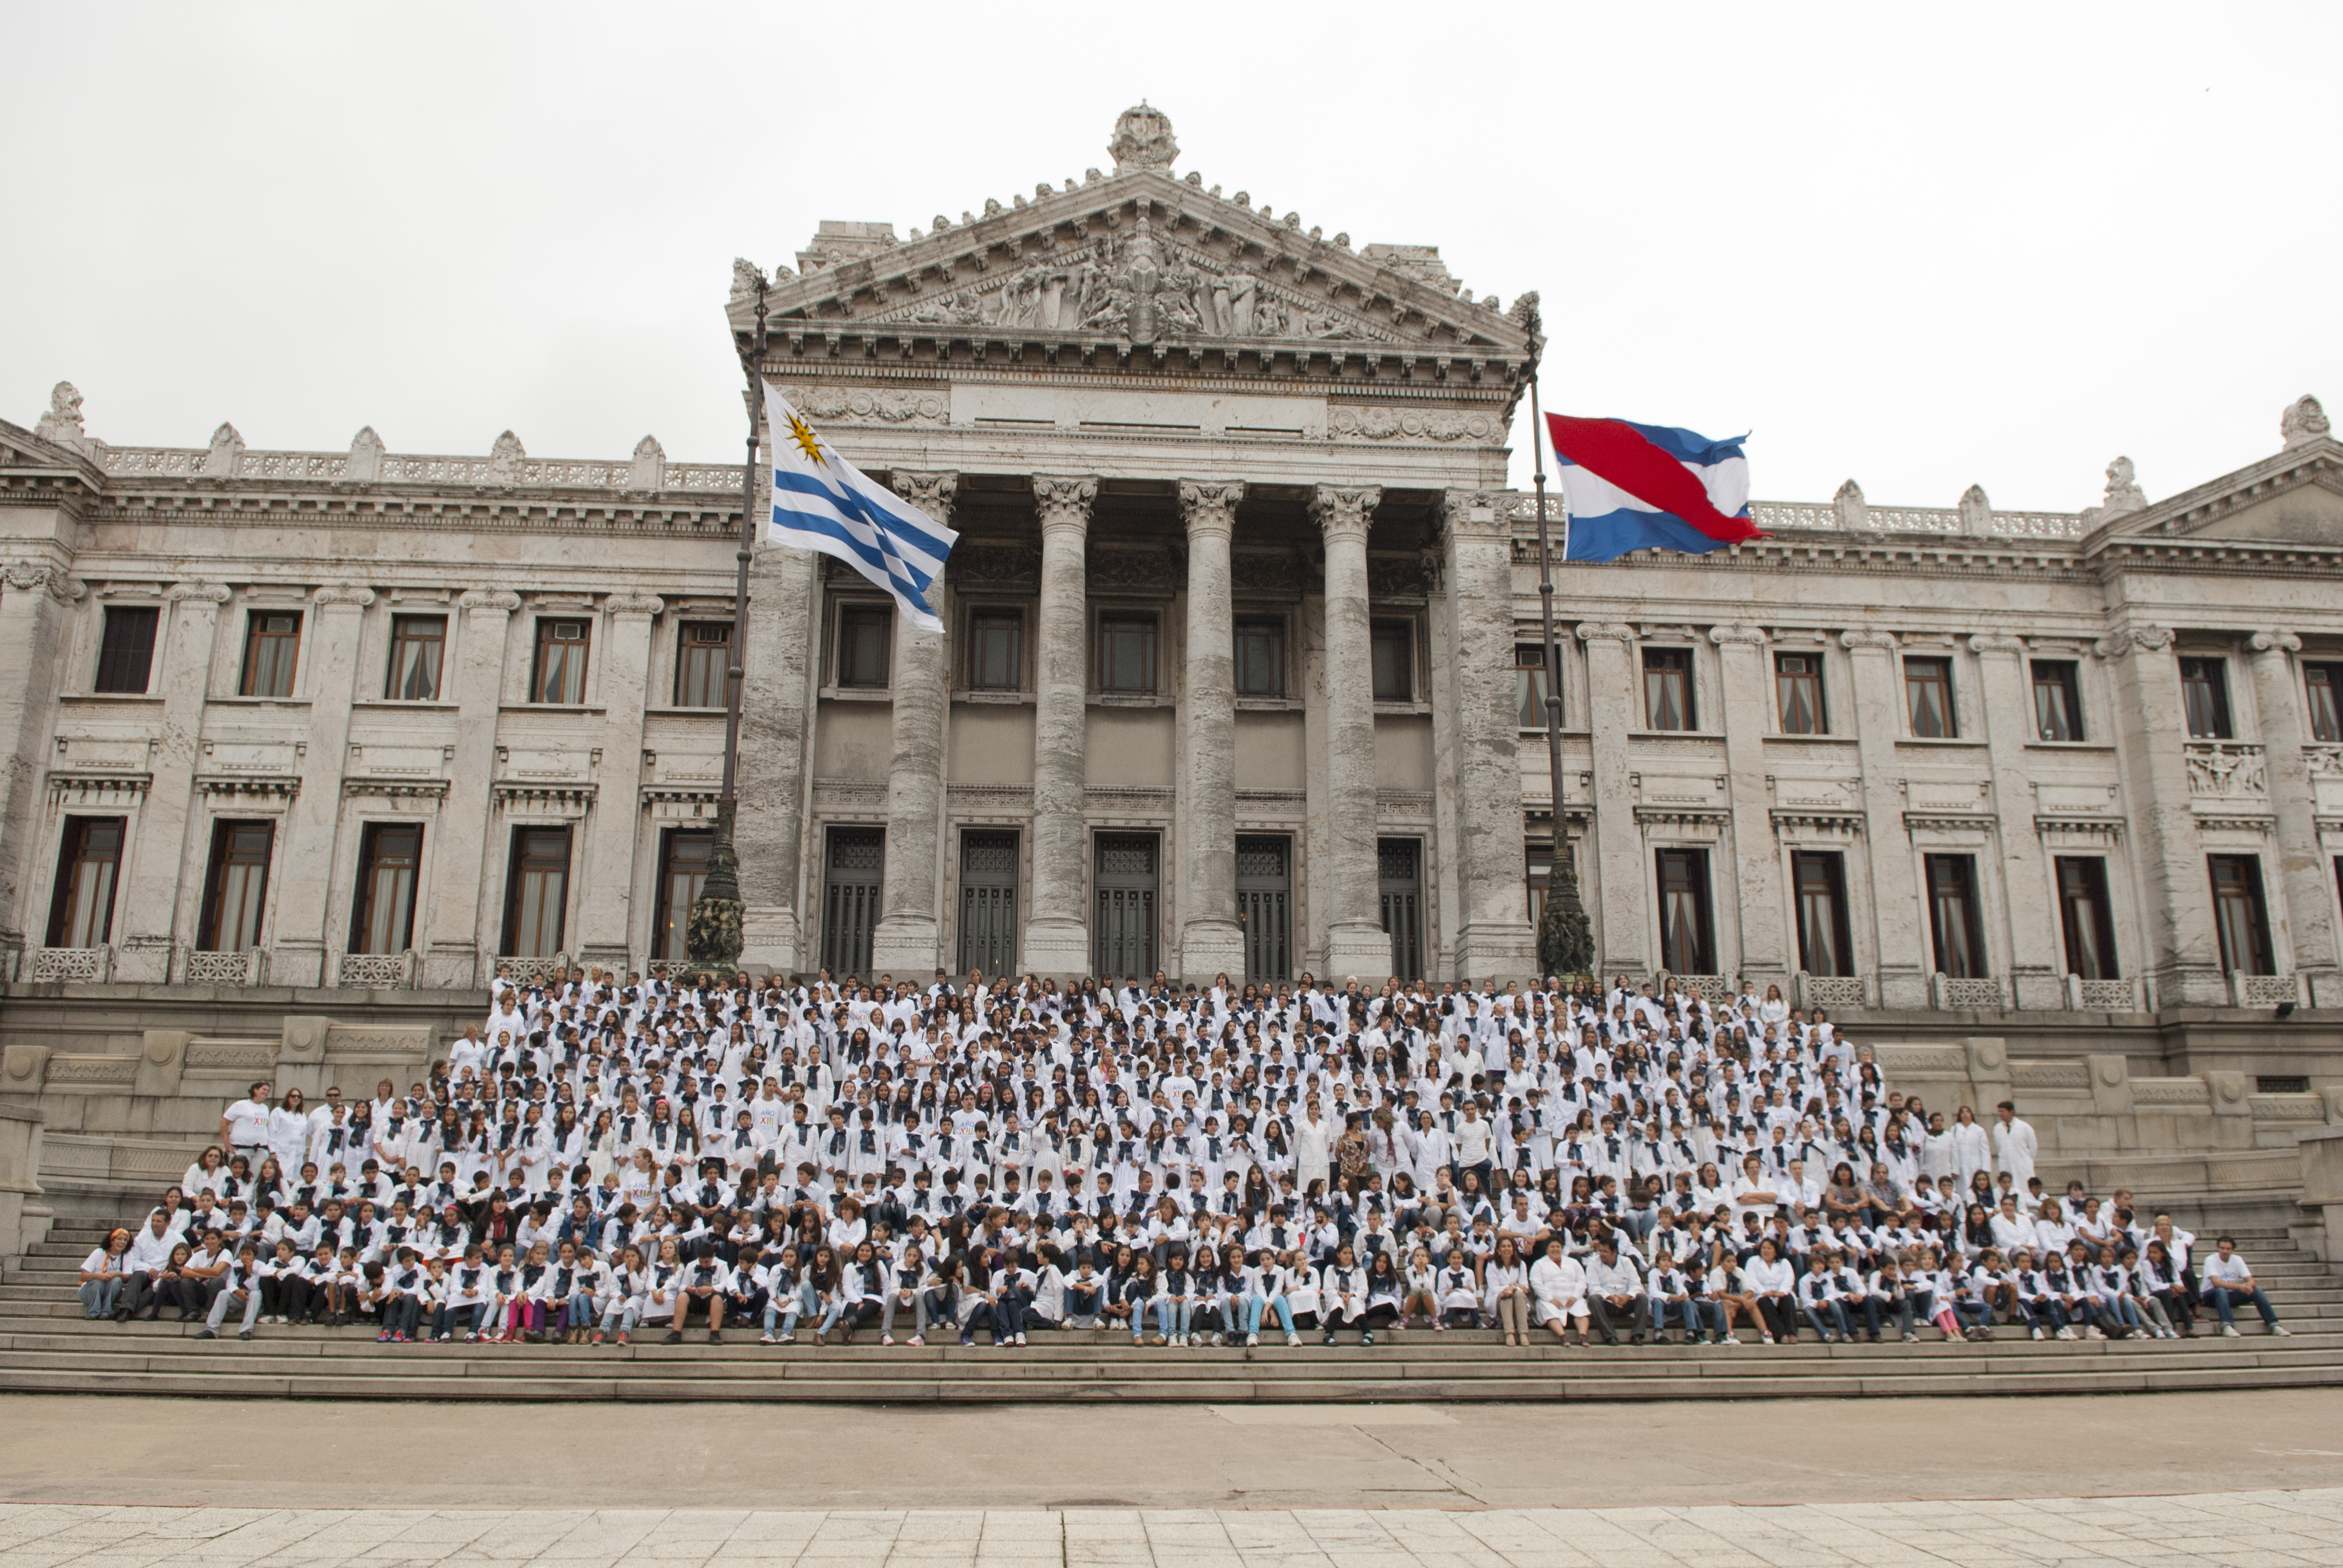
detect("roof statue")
[33,382,86,449]
[2282,394,2330,450]
[1108,102,1179,172]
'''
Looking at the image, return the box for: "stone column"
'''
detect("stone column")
[0,560,80,968]
[1177,479,1246,984]
[739,541,819,975]
[1311,484,1391,983]
[869,471,956,980]
[113,583,231,983]
[574,591,661,974]
[1843,629,1927,1008]
[1577,622,1645,976]
[1972,633,2067,1009]
[1711,623,1786,991]
[2099,626,2223,1004]
[2250,630,2337,991]
[1025,476,1098,980]
[421,590,518,990]
[268,584,371,989]
[1440,491,1536,983]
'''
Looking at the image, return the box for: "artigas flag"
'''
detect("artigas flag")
[1544,413,1761,562]
[765,387,957,631]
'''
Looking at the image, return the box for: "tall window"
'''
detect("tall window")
[1643,648,1693,730]
[1526,842,1554,925]
[386,614,446,700]
[1098,613,1158,694]
[1924,853,1985,977]
[1775,653,1826,734]
[1792,850,1853,977]
[240,611,302,697]
[2180,657,2232,739]
[2208,854,2273,975]
[836,605,891,688]
[531,619,588,704]
[350,823,422,955]
[197,821,273,952]
[2055,855,2118,980]
[1516,643,1554,730]
[1654,848,1714,974]
[653,828,713,961]
[2305,661,2343,743]
[95,606,158,694]
[676,622,731,708]
[45,817,124,948]
[2032,660,2082,742]
[1235,617,1286,698]
[966,610,1023,692]
[502,826,571,957]
[1905,657,1955,738]
[1371,620,1414,702]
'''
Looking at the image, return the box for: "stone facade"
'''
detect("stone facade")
[4,111,2343,1058]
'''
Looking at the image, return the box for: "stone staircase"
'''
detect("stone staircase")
[4,1223,2338,1403]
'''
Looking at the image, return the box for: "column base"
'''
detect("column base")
[1178,919,1245,988]
[1022,916,1090,984]
[742,906,802,978]
[1323,922,1393,986]
[869,915,942,983]
[1453,921,1537,987]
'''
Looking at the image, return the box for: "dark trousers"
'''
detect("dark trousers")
[261,1277,315,1322]
[1753,1295,1798,1341]
[1587,1294,1650,1344]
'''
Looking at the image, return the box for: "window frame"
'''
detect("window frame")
[385,613,448,702]
[1774,651,1826,735]
[1369,618,1417,704]
[501,825,573,958]
[530,617,590,705]
[1654,846,1715,974]
[1642,647,1694,731]
[1904,656,1956,739]
[2030,659,2084,743]
[1515,643,1555,731]
[834,602,893,690]
[653,826,715,961]
[349,821,424,956]
[94,606,159,695]
[2179,656,2233,740]
[2304,661,2343,745]
[964,606,1026,694]
[675,620,733,708]
[196,819,274,954]
[1234,615,1288,700]
[2053,854,2119,980]
[1790,849,1854,977]
[2208,854,2274,976]
[1095,611,1160,696]
[1923,852,1987,978]
[239,610,303,698]
[46,816,125,948]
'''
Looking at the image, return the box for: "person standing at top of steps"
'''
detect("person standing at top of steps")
[1992,1103,2038,1193]
[219,1081,273,1174]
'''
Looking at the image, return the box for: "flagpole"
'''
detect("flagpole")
[686,276,768,975]
[1523,302,1594,983]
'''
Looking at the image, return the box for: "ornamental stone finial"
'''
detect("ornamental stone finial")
[1956,483,1992,534]
[1108,103,1178,172]
[347,427,385,484]
[2281,394,2330,450]
[629,436,666,494]
[1833,479,1867,531]
[487,431,526,485]
[201,422,245,478]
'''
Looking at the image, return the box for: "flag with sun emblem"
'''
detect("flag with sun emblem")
[763,387,958,632]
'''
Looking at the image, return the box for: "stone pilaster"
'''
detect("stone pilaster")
[1311,483,1390,983]
[1025,475,1098,980]
[1711,623,1786,991]
[113,583,230,983]
[1971,633,2067,1009]
[2099,626,2224,1004]
[1177,479,1246,985]
[1843,628,1927,1008]
[1440,491,1535,983]
[738,541,818,975]
[421,588,517,990]
[0,559,81,965]
[869,471,956,980]
[2250,630,2337,986]
[268,583,371,989]
[575,591,660,973]
[1577,622,1645,976]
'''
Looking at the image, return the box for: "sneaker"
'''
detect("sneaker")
[1015,1333,1028,1346]
[706,1333,722,1346]
[2056,1326,2078,1340]
[194,1328,218,1340]
[2272,1324,2292,1337]
[760,1332,777,1345]
[966,1337,979,1348]
[1722,1335,1741,1346]
[908,1335,924,1347]
[2032,1326,2046,1341]
[1246,1332,1259,1347]
[882,1334,895,1346]
[1320,1332,1336,1346]
[1212,1332,1225,1347]
[2221,1324,2241,1337]
[1286,1332,1301,1347]
[2085,1325,2106,1340]
[664,1331,683,1345]
[377,1330,392,1342]
[1361,1330,1375,1347]
[615,1332,630,1346]
[776,1332,795,1344]
[238,1329,253,1341]
[1903,1331,1919,1343]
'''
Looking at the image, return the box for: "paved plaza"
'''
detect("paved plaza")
[2,1492,2342,1568]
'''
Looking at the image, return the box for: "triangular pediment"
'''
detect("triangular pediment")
[0,417,102,482]
[729,142,1528,357]
[2087,438,2343,553]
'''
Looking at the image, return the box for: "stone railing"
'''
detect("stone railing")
[2231,971,2304,1009]
[335,951,416,989]
[2184,740,2268,799]
[1930,973,2004,1012]
[1795,972,1868,1011]
[99,445,740,493]
[178,947,263,986]
[2067,974,2152,1012]
[25,947,109,984]
[491,955,569,986]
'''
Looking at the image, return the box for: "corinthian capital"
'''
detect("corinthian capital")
[1032,475,1098,536]
[1177,480,1246,539]
[1309,483,1381,543]
[2,560,84,605]
[1438,489,1504,537]
[889,470,959,525]
[2249,630,2303,656]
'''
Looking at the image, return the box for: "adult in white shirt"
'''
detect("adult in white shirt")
[1584,1240,1649,1346]
[1991,1101,2038,1191]
[2199,1238,2287,1337]
[219,1082,274,1169]
[1949,1105,1992,1189]
[1528,1237,1590,1345]
[1292,1098,1333,1197]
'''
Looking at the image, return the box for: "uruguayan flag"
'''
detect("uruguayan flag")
[764,386,956,631]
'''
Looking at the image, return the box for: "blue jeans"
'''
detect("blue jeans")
[1154,1296,1192,1337]
[1241,1293,1292,1334]
[2202,1286,2279,1329]
[79,1278,122,1317]
[1801,1300,1854,1340]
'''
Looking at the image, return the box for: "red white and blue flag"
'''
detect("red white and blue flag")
[1543,414,1761,562]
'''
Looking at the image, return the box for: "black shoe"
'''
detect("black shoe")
[665,1330,683,1344]
[706,1332,723,1346]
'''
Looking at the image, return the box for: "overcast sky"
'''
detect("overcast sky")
[4,4,2335,513]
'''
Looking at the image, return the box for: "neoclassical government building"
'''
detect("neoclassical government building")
[4,107,2343,1029]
